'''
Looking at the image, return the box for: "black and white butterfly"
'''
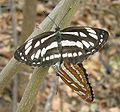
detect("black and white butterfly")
[14,27,108,67]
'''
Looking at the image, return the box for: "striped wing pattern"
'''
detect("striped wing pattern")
[59,27,108,64]
[55,61,94,103]
[14,27,108,67]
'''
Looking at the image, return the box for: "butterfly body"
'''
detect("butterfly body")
[14,27,108,67]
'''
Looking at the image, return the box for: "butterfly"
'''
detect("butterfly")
[54,61,94,103]
[14,26,108,67]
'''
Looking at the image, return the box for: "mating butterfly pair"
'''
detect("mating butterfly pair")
[14,26,108,103]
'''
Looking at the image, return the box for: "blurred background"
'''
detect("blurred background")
[0,0,120,112]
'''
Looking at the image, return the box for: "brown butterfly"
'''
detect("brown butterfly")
[54,61,94,103]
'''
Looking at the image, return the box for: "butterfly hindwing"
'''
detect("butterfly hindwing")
[55,61,94,103]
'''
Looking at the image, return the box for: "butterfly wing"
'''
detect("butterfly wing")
[76,63,94,102]
[55,61,94,103]
[60,27,108,64]
[14,31,61,66]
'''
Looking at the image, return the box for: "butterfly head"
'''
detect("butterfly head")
[55,27,60,32]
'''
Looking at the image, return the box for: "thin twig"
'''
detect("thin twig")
[44,75,59,112]
[9,0,18,111]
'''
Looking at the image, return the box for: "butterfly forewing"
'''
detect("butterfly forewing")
[55,61,94,103]
[60,27,108,64]
[14,31,62,66]
[14,27,108,67]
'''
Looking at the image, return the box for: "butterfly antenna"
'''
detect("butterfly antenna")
[43,11,58,28]
[43,8,71,30]
[58,7,71,27]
